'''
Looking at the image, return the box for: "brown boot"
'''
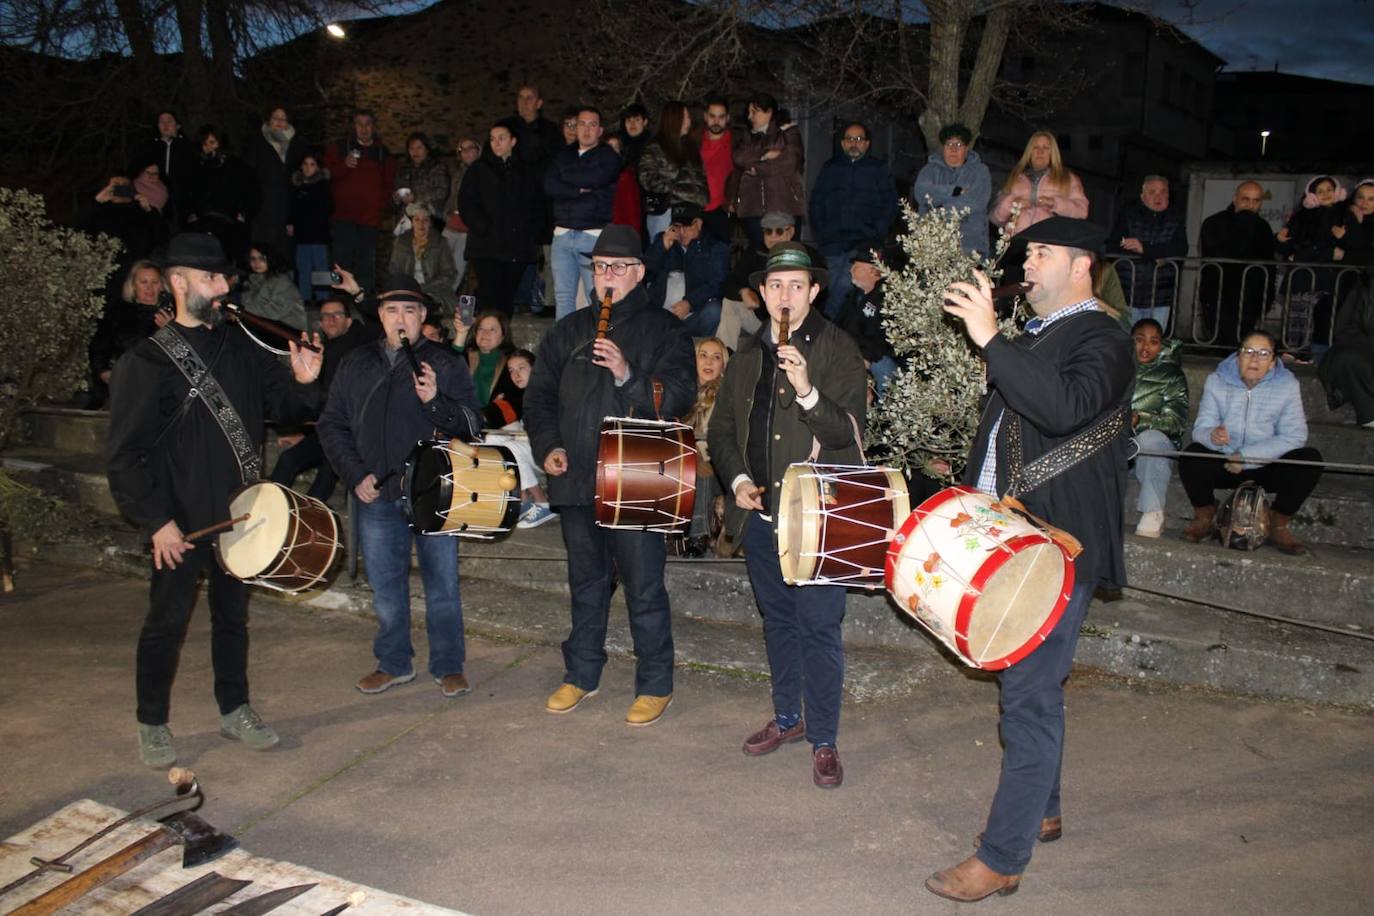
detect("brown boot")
[1268,511,1309,556]
[1182,505,1216,542]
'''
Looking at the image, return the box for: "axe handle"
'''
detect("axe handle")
[10,829,179,916]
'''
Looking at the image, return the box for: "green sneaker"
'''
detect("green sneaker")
[219,704,279,750]
[138,723,176,768]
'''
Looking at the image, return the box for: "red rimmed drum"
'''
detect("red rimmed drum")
[595,418,698,532]
[216,481,340,594]
[884,486,1075,670]
[776,463,910,587]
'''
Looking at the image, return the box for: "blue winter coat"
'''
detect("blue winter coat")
[644,232,731,313]
[912,149,992,254]
[808,153,899,256]
[1192,353,1308,469]
[544,144,621,230]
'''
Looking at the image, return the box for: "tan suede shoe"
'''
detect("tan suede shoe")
[546,683,598,714]
[925,855,1021,902]
[626,694,673,727]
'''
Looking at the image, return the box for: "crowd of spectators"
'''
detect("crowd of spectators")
[77,88,1372,553]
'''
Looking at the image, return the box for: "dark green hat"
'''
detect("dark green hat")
[749,242,828,289]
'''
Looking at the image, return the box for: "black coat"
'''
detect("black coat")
[523,284,696,507]
[1108,202,1188,309]
[107,322,320,538]
[459,150,546,263]
[963,310,1135,589]
[188,153,258,223]
[131,135,196,220]
[245,126,307,254]
[1278,203,1344,262]
[837,282,894,363]
[288,172,333,245]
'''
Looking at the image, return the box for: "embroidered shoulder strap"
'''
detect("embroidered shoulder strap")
[150,325,261,483]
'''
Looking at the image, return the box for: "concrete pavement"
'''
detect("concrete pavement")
[1,560,1372,914]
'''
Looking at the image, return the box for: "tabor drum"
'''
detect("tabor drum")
[884,486,1075,670]
[776,463,910,587]
[595,417,697,532]
[216,481,340,593]
[402,439,520,539]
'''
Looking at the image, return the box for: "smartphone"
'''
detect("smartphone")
[458,294,476,326]
[310,270,337,288]
[111,184,135,200]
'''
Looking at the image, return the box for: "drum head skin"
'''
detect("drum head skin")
[404,442,455,534]
[777,464,820,583]
[219,482,292,578]
[778,464,909,586]
[404,440,520,538]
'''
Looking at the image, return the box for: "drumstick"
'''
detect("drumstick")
[596,289,613,340]
[183,514,250,542]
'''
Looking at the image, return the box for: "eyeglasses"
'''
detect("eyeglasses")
[944,140,967,150]
[592,261,639,276]
[763,227,791,236]
[1240,347,1274,359]
[842,135,867,143]
[320,311,347,320]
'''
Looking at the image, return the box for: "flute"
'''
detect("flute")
[397,328,422,375]
[596,289,613,340]
[777,306,790,368]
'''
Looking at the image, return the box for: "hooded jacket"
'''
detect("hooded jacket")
[1277,176,1347,263]
[1131,338,1188,446]
[912,149,992,254]
[522,284,696,507]
[1192,352,1307,469]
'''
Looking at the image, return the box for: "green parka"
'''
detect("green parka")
[1131,338,1189,446]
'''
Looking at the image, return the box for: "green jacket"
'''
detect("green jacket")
[1131,338,1188,446]
[389,232,459,316]
[708,308,868,543]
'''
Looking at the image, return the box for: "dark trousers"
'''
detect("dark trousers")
[136,547,250,725]
[332,220,379,295]
[1178,443,1323,516]
[559,505,674,696]
[976,580,1094,876]
[268,431,338,502]
[742,512,847,746]
[473,259,530,318]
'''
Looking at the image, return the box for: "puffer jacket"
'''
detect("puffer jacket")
[1192,352,1307,469]
[522,284,697,507]
[912,149,992,254]
[732,124,806,218]
[809,152,899,256]
[1131,338,1188,446]
[990,169,1089,234]
[637,141,708,209]
[708,307,868,541]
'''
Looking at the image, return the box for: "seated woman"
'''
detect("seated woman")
[1180,330,1323,554]
[479,349,555,529]
[390,207,460,317]
[680,337,728,556]
[239,242,306,330]
[463,310,514,407]
[87,259,170,409]
[1128,319,1188,538]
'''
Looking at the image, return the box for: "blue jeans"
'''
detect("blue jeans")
[823,251,856,320]
[645,210,672,248]
[559,505,674,696]
[356,497,464,678]
[295,243,329,302]
[1130,305,1171,335]
[976,581,1094,876]
[743,512,847,746]
[681,301,723,337]
[551,230,598,321]
[869,355,899,398]
[1131,428,1173,514]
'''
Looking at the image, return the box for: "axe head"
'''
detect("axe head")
[158,811,239,868]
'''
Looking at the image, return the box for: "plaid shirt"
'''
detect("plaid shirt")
[975,297,1101,496]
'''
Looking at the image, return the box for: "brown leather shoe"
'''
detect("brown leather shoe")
[356,669,416,694]
[1182,504,1217,542]
[1268,512,1309,556]
[975,816,1062,848]
[925,855,1020,902]
[742,718,806,756]
[812,746,843,788]
[436,673,470,697]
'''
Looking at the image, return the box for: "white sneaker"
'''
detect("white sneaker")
[517,503,557,529]
[1135,510,1164,538]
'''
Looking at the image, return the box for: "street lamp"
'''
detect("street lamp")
[1260,129,1271,157]
[326,23,346,39]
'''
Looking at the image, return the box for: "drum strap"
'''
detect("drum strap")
[1004,407,1124,499]
[151,324,260,483]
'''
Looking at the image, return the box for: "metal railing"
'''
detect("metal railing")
[1109,255,1365,352]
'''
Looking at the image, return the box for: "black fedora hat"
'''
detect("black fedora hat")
[748,241,828,289]
[580,224,643,260]
[376,273,428,306]
[155,232,238,274]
